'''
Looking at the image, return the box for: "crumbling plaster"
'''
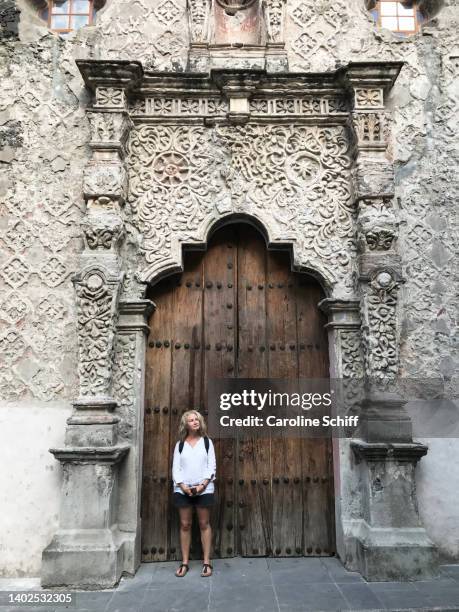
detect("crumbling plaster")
[0,0,457,577]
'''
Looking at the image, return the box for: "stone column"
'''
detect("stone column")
[42,62,144,588]
[344,63,438,581]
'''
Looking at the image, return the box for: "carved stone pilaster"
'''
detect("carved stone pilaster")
[113,299,154,573]
[42,61,143,590]
[187,0,211,71]
[73,267,123,400]
[262,0,288,72]
[188,0,211,43]
[319,299,364,421]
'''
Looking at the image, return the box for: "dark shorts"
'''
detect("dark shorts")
[173,492,216,508]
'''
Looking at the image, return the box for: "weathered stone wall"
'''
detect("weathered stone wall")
[0,0,457,576]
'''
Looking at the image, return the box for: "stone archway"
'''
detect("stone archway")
[141,222,335,562]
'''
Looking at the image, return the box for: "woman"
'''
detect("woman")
[172,410,216,578]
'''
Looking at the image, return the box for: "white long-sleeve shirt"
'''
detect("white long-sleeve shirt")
[172,437,216,495]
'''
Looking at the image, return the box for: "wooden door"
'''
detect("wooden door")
[141,224,335,561]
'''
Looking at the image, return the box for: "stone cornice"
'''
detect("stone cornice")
[71,61,402,99]
[49,445,130,464]
[345,61,404,92]
[76,60,144,92]
[351,440,428,463]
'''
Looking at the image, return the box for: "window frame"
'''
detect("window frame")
[375,1,422,35]
[42,0,95,34]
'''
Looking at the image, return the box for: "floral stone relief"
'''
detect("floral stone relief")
[127,122,356,295]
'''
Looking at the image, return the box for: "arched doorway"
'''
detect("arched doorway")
[141,224,335,561]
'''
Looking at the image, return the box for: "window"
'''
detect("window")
[41,0,95,35]
[371,1,423,35]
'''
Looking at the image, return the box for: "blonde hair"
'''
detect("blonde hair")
[178,410,208,442]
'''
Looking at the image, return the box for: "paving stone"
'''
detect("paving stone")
[275,582,346,611]
[142,587,210,612]
[210,583,277,612]
[368,582,431,609]
[419,585,459,608]
[269,559,333,585]
[338,582,385,609]
[105,589,146,612]
[73,591,113,610]
[441,565,459,581]
[211,558,271,586]
[320,557,365,584]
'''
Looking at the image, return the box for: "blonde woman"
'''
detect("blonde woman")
[172,410,216,578]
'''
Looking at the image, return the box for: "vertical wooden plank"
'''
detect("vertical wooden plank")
[203,227,237,558]
[141,277,174,562]
[266,250,303,557]
[296,277,335,556]
[168,251,204,561]
[236,225,272,557]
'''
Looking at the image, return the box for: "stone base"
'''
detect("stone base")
[41,528,128,589]
[345,521,439,581]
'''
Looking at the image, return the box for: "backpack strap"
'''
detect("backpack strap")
[178,437,209,454]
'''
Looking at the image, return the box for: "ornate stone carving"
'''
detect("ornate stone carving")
[82,220,125,251]
[341,330,365,379]
[132,97,229,116]
[355,88,384,110]
[357,197,398,253]
[0,291,31,324]
[112,333,137,440]
[1,256,30,288]
[87,112,130,148]
[262,0,286,43]
[354,113,383,145]
[364,226,396,251]
[188,0,211,43]
[362,269,401,381]
[0,329,26,365]
[128,123,355,291]
[155,0,182,25]
[290,0,348,67]
[73,269,122,397]
[83,163,128,201]
[95,87,126,109]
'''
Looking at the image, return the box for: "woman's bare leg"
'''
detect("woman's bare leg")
[177,507,192,576]
[197,506,212,573]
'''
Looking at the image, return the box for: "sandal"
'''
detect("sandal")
[175,563,189,577]
[201,563,213,577]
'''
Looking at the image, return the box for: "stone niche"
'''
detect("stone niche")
[188,0,288,72]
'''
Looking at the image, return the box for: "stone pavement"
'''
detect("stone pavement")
[1,558,459,612]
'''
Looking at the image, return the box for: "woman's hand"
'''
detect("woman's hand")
[180,483,192,496]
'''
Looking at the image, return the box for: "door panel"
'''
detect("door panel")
[141,224,335,560]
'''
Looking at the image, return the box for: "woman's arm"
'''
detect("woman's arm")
[172,441,185,487]
[203,438,216,483]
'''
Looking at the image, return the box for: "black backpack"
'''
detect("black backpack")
[178,436,210,454]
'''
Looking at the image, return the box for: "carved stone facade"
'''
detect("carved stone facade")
[0,0,457,587]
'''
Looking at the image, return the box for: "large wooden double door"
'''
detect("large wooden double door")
[141,224,335,561]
